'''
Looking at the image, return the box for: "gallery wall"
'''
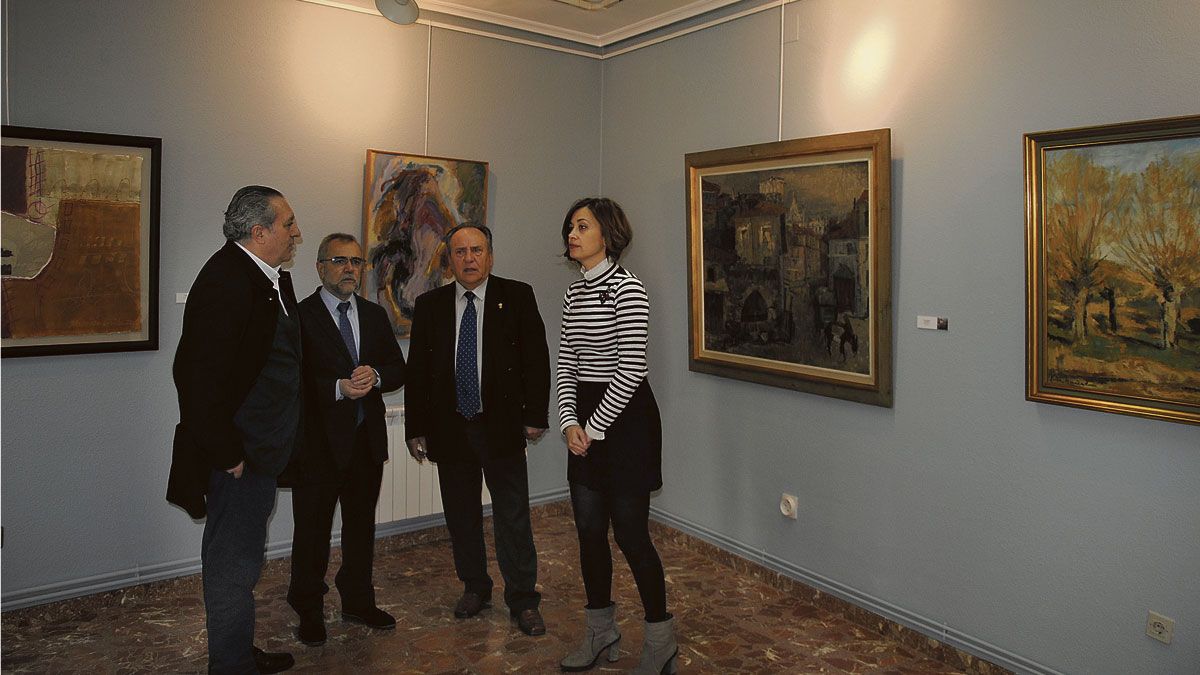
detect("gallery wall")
[0,0,597,604]
[599,1,1199,673]
[2,0,1198,673]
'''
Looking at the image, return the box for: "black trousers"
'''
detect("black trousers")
[203,466,278,674]
[437,418,540,614]
[570,481,668,622]
[288,427,384,614]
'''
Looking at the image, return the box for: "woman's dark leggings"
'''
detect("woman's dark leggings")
[569,481,668,622]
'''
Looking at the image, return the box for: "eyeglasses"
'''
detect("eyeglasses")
[319,256,365,267]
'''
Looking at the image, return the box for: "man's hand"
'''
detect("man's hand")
[524,426,547,442]
[339,377,371,400]
[349,365,377,389]
[226,461,245,479]
[406,436,428,463]
[564,425,591,456]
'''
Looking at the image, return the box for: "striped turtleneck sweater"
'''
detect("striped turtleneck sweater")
[556,258,650,440]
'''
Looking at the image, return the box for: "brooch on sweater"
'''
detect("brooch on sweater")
[598,288,611,304]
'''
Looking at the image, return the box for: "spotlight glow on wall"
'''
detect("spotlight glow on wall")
[843,22,894,99]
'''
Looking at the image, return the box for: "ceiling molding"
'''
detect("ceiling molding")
[419,0,606,46]
[593,0,743,45]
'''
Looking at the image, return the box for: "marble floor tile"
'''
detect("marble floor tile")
[2,504,1006,674]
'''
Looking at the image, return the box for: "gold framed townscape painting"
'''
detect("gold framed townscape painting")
[362,150,488,338]
[685,129,893,407]
[1,126,160,357]
[1025,115,1200,426]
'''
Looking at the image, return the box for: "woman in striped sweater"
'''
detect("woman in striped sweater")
[556,198,676,675]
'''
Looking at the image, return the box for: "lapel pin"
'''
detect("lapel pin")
[498,302,504,309]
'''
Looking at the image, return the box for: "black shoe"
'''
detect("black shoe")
[342,605,397,630]
[514,607,546,636]
[454,592,492,618]
[252,646,295,674]
[296,610,327,646]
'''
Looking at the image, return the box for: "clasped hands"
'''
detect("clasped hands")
[564,424,592,456]
[339,365,377,400]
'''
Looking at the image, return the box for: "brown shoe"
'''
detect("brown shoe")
[515,607,546,636]
[454,592,492,619]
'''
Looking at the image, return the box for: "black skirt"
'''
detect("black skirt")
[567,380,662,494]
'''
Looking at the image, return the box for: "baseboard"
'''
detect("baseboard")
[648,505,1061,675]
[1,487,571,612]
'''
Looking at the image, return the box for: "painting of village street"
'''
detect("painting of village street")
[1028,116,1200,425]
[687,131,892,406]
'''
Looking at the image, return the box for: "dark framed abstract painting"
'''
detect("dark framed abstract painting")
[1025,115,1200,425]
[1,126,160,357]
[685,129,893,407]
[362,150,488,338]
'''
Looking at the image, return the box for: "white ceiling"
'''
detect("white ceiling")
[303,0,749,48]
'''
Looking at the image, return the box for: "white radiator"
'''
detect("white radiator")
[376,405,491,524]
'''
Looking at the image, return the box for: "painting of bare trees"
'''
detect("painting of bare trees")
[1026,115,1200,425]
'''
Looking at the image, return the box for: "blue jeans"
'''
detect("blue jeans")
[202,467,277,674]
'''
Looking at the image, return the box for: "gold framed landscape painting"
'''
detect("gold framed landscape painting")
[362,150,488,338]
[685,129,892,407]
[1,126,160,358]
[1025,115,1200,426]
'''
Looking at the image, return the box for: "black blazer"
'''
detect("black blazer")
[169,241,299,518]
[404,275,550,463]
[291,289,406,482]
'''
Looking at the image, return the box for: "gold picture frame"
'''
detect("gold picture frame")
[1025,115,1200,425]
[685,129,893,406]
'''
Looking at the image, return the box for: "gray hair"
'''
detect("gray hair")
[317,232,359,261]
[443,223,493,252]
[223,185,283,241]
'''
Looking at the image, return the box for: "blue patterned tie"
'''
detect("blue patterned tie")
[338,301,364,425]
[456,291,481,419]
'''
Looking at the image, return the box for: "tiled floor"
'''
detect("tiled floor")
[2,503,1005,674]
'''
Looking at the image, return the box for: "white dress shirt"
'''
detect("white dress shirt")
[235,241,288,315]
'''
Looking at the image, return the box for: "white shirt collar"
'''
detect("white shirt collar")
[455,276,489,302]
[319,286,356,313]
[582,257,614,281]
[235,241,281,283]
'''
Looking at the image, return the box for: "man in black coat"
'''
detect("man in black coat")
[169,185,302,674]
[404,224,551,636]
[287,233,406,646]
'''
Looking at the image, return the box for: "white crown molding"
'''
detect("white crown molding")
[595,0,744,45]
[419,0,606,46]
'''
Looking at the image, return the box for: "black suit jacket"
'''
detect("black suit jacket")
[404,275,550,463]
[168,240,300,519]
[291,289,406,482]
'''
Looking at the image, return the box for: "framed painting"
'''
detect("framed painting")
[685,129,893,407]
[1,126,160,358]
[362,149,488,338]
[1025,115,1200,426]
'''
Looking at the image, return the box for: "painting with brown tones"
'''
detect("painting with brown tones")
[1,127,160,357]
[1026,115,1200,425]
[362,150,488,338]
[686,130,893,407]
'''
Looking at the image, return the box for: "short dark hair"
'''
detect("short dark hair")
[443,223,493,252]
[223,185,283,241]
[561,197,632,262]
[317,232,358,261]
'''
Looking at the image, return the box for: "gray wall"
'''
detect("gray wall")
[2,0,1199,673]
[600,1,1199,674]
[0,0,595,600]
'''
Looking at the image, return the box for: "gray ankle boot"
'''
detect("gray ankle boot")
[630,616,677,674]
[560,603,621,672]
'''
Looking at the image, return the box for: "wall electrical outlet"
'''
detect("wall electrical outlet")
[1146,611,1174,644]
[779,493,798,520]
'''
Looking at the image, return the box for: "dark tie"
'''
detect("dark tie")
[337,301,359,365]
[456,291,481,419]
[338,301,364,425]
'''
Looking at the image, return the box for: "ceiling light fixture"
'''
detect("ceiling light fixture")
[376,0,419,25]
